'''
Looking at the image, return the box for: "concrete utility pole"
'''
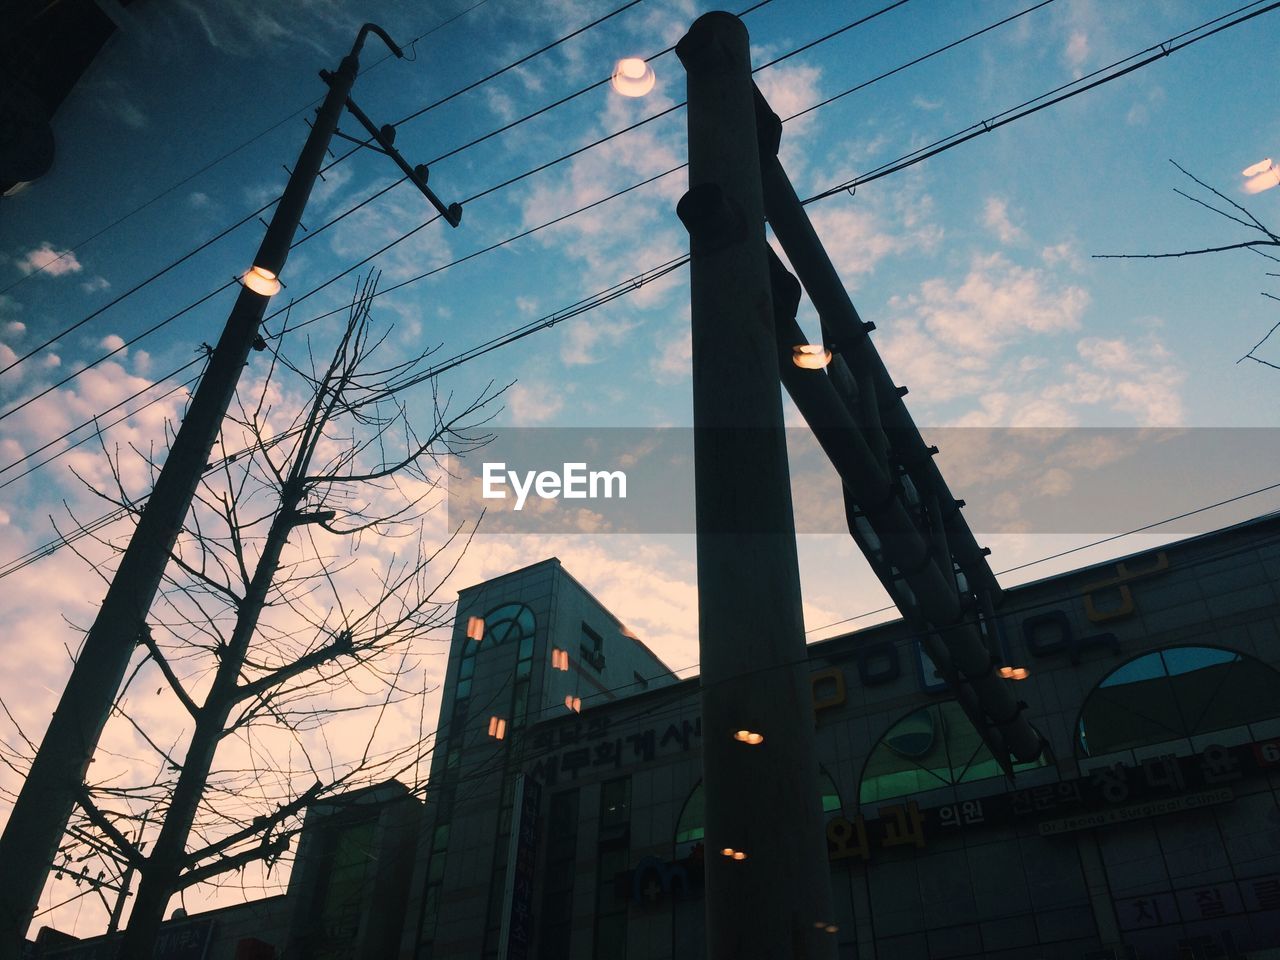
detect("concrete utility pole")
[675,12,837,960]
[0,25,459,956]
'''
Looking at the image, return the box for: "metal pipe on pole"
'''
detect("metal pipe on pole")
[761,222,1042,760]
[0,26,451,955]
[675,12,837,959]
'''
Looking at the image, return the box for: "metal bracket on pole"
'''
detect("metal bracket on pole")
[326,80,463,228]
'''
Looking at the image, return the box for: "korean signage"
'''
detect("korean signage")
[828,738,1280,865]
[1115,874,1280,931]
[527,715,701,785]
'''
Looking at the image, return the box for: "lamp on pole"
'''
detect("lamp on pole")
[0,24,460,956]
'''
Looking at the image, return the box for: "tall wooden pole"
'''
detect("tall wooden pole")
[0,31,374,956]
[676,12,837,959]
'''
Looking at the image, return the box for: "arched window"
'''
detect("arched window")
[483,603,536,652]
[674,768,843,860]
[674,783,704,861]
[1077,645,1280,758]
[456,604,536,700]
[818,767,842,814]
[859,700,1048,805]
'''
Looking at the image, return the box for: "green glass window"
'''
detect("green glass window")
[483,603,536,647]
[859,701,1048,805]
[1078,645,1280,756]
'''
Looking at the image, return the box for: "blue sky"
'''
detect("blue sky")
[1,0,1278,935]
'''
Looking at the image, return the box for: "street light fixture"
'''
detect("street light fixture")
[612,57,656,97]
[241,266,282,297]
[1243,158,1278,195]
[792,343,832,369]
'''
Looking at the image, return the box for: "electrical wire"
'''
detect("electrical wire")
[0,255,690,581]
[0,0,666,379]
[0,0,821,429]
[803,0,1280,203]
[0,359,206,490]
[375,510,1280,816]
[804,480,1280,635]
[0,0,493,299]
[3,0,1266,501]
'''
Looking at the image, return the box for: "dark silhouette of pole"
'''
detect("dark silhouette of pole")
[675,12,837,959]
[0,25,423,956]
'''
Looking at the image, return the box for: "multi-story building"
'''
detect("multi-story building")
[30,514,1280,959]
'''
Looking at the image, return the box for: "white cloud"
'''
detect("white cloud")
[17,244,83,278]
[983,197,1023,244]
[892,253,1086,364]
[875,252,1183,427]
[99,334,126,354]
[506,381,565,425]
[1041,240,1085,272]
[5,320,25,336]
[81,276,110,294]
[560,315,636,366]
[1064,30,1089,73]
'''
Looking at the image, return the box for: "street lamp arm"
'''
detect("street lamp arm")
[352,23,404,60]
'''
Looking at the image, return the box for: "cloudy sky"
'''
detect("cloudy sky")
[2,0,1279,937]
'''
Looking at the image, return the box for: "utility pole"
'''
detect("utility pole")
[675,12,838,960]
[0,25,460,956]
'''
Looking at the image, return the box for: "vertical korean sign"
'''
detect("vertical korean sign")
[498,773,542,960]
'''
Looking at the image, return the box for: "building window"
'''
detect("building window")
[1077,645,1280,758]
[581,623,605,671]
[818,768,842,814]
[539,789,580,957]
[600,777,631,831]
[594,778,631,960]
[859,701,1048,805]
[674,782,704,861]
[482,602,536,647]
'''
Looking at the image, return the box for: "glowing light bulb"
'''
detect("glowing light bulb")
[792,344,832,369]
[242,266,282,296]
[1243,158,1279,195]
[611,57,656,97]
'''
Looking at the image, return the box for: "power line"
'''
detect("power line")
[0,359,205,490]
[389,0,648,129]
[4,0,1256,485]
[803,0,1280,203]
[0,0,812,423]
[0,0,493,299]
[0,0,657,379]
[0,256,690,581]
[804,480,1280,635]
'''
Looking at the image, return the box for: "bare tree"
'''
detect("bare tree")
[20,274,503,956]
[1094,160,1280,369]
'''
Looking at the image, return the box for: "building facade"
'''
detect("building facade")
[31,517,1280,959]
[401,519,1280,960]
